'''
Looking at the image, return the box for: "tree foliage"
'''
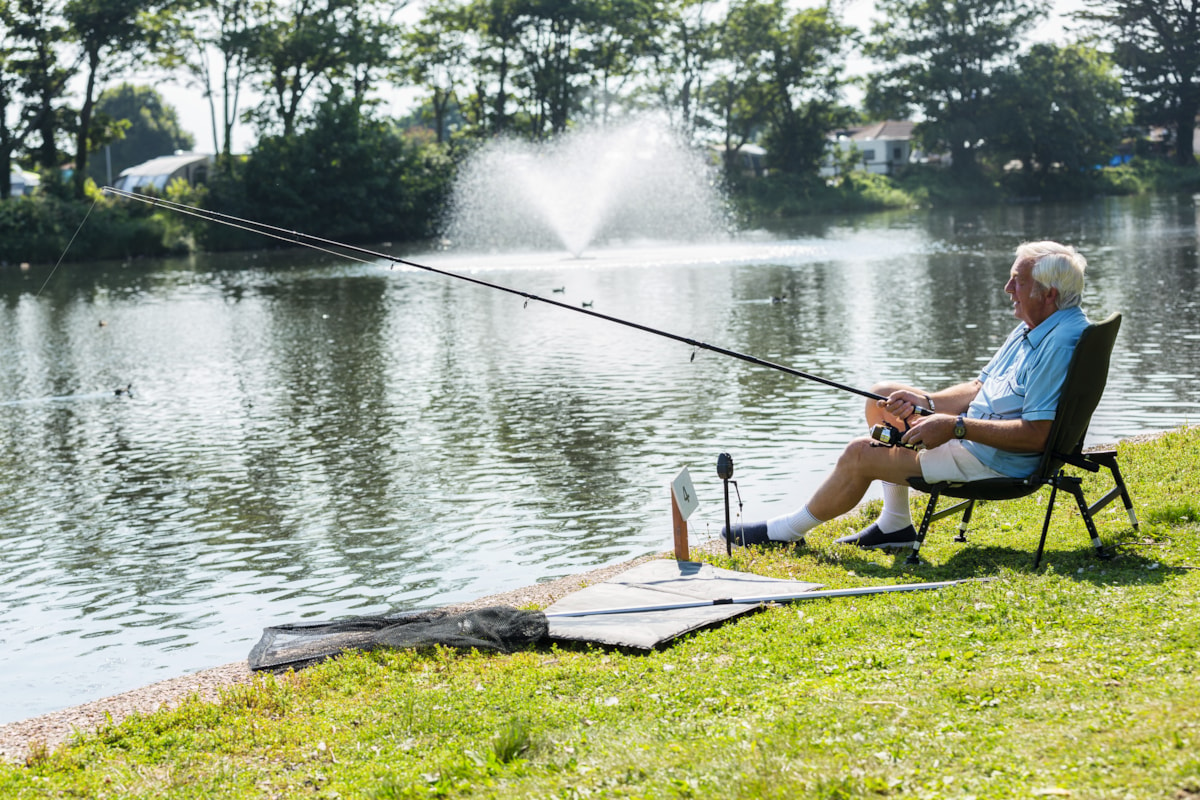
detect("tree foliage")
[157,0,256,161]
[245,0,354,137]
[989,43,1129,183]
[86,83,196,185]
[755,2,854,177]
[865,0,1043,175]
[63,0,166,197]
[1078,0,1200,166]
[401,0,471,143]
[4,0,73,176]
[214,94,450,243]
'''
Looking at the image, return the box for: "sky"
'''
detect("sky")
[150,0,1092,156]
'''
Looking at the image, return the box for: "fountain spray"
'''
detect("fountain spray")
[99,186,932,415]
[444,118,729,256]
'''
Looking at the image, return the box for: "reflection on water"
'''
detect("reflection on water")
[1,194,1198,722]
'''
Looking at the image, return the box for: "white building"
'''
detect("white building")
[821,120,919,178]
[9,169,40,196]
[112,152,213,193]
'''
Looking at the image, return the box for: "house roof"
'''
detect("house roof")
[118,152,211,178]
[839,120,915,141]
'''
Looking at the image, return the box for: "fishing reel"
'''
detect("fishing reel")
[869,423,920,450]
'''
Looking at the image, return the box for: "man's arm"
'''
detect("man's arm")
[952,416,1051,453]
[879,380,981,422]
[928,380,983,416]
[903,413,1052,453]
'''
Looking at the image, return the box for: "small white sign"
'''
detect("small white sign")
[671,467,699,521]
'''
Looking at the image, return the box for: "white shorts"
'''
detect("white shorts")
[917,440,1007,483]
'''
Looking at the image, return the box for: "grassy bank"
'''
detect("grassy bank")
[3,428,1200,799]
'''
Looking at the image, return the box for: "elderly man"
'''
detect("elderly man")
[726,241,1091,550]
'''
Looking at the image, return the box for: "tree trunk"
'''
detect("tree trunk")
[1173,100,1198,166]
[0,151,11,200]
[73,51,101,199]
[0,91,12,199]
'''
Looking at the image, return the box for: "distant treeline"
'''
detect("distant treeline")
[0,0,1198,262]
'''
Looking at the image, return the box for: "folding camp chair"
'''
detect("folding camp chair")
[906,312,1138,569]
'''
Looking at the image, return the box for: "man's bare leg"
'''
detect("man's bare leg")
[725,383,927,546]
[765,382,926,543]
[859,381,927,535]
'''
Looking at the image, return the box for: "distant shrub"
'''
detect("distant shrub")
[1095,165,1146,195]
[894,166,1004,208]
[733,170,916,220]
[0,191,173,265]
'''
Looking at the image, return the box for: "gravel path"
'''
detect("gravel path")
[0,547,685,763]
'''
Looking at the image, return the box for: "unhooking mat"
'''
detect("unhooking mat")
[544,559,823,650]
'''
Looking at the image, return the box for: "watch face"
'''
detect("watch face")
[955,419,966,439]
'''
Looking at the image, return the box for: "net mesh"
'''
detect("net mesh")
[248,606,549,672]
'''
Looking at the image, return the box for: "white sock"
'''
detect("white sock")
[766,506,824,542]
[875,481,913,532]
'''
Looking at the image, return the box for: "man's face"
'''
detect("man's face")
[1005,257,1057,328]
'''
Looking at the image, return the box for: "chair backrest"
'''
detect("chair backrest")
[1033,312,1122,478]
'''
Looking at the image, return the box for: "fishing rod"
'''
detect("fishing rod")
[545,577,992,617]
[102,186,931,413]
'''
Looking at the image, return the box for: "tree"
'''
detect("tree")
[402,0,471,143]
[578,0,653,125]
[446,0,634,140]
[0,0,19,198]
[864,0,1043,175]
[64,0,163,197]
[464,0,524,135]
[989,44,1129,180]
[326,0,404,109]
[509,0,595,138]
[7,0,73,174]
[706,0,775,174]
[756,1,854,177]
[245,0,351,137]
[86,83,195,185]
[645,0,719,138]
[1078,0,1200,166]
[229,94,450,242]
[160,0,256,161]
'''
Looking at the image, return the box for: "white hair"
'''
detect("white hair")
[1016,241,1087,309]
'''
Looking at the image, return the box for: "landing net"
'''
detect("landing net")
[248,606,549,672]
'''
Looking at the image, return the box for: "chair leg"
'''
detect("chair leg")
[1086,451,1139,531]
[1033,478,1062,570]
[1061,476,1112,561]
[907,491,941,565]
[954,500,976,542]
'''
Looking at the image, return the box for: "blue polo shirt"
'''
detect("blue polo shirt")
[963,306,1091,477]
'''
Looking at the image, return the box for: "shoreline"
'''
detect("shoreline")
[0,545,697,763]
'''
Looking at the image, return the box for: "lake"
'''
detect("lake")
[1,192,1198,723]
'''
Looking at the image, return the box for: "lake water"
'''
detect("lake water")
[1,193,1198,723]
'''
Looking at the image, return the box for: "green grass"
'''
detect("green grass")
[5,429,1200,799]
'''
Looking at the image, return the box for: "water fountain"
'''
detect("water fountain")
[442,117,731,257]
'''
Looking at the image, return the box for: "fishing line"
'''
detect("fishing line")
[101,186,928,412]
[37,195,100,297]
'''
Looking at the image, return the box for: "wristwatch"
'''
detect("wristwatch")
[924,394,935,411]
[954,414,967,440]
